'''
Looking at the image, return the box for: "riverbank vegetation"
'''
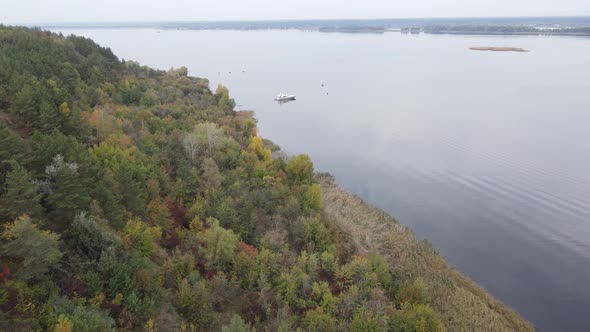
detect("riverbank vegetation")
[0,26,532,331]
[318,175,534,331]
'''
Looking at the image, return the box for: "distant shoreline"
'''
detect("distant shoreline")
[36,16,590,37]
[428,30,590,36]
[44,24,590,38]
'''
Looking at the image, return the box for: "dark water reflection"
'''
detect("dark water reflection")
[55,28,590,331]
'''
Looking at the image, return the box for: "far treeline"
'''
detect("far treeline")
[420,25,590,36]
[0,26,533,331]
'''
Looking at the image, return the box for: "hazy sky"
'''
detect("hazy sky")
[1,0,589,24]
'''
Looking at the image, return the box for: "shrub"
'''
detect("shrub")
[396,277,430,306]
[337,254,392,296]
[312,281,337,313]
[389,304,446,332]
[320,251,338,278]
[303,218,333,253]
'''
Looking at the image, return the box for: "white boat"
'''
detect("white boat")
[274,93,296,101]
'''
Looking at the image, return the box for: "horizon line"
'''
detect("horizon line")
[5,15,590,27]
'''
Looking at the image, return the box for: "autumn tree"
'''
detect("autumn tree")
[147,198,172,231]
[182,122,226,164]
[243,136,272,173]
[181,130,201,165]
[304,184,323,212]
[286,154,314,184]
[215,84,236,112]
[202,157,222,193]
[122,218,162,257]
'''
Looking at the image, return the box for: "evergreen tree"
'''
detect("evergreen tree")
[117,163,147,217]
[10,83,38,127]
[1,215,62,281]
[0,84,9,110]
[38,100,61,133]
[44,155,91,221]
[0,123,25,171]
[0,162,43,221]
[221,314,250,332]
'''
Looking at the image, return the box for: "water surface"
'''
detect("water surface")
[54,28,590,331]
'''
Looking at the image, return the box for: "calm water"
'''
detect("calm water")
[55,28,590,331]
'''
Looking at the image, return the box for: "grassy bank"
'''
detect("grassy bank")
[318,174,534,331]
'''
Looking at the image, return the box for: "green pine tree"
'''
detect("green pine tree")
[44,155,91,221]
[38,100,61,133]
[10,83,38,128]
[1,215,62,280]
[0,162,43,221]
[0,123,25,169]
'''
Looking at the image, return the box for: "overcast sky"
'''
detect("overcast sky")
[1,0,589,24]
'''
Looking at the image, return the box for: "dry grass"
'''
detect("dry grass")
[318,174,534,332]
